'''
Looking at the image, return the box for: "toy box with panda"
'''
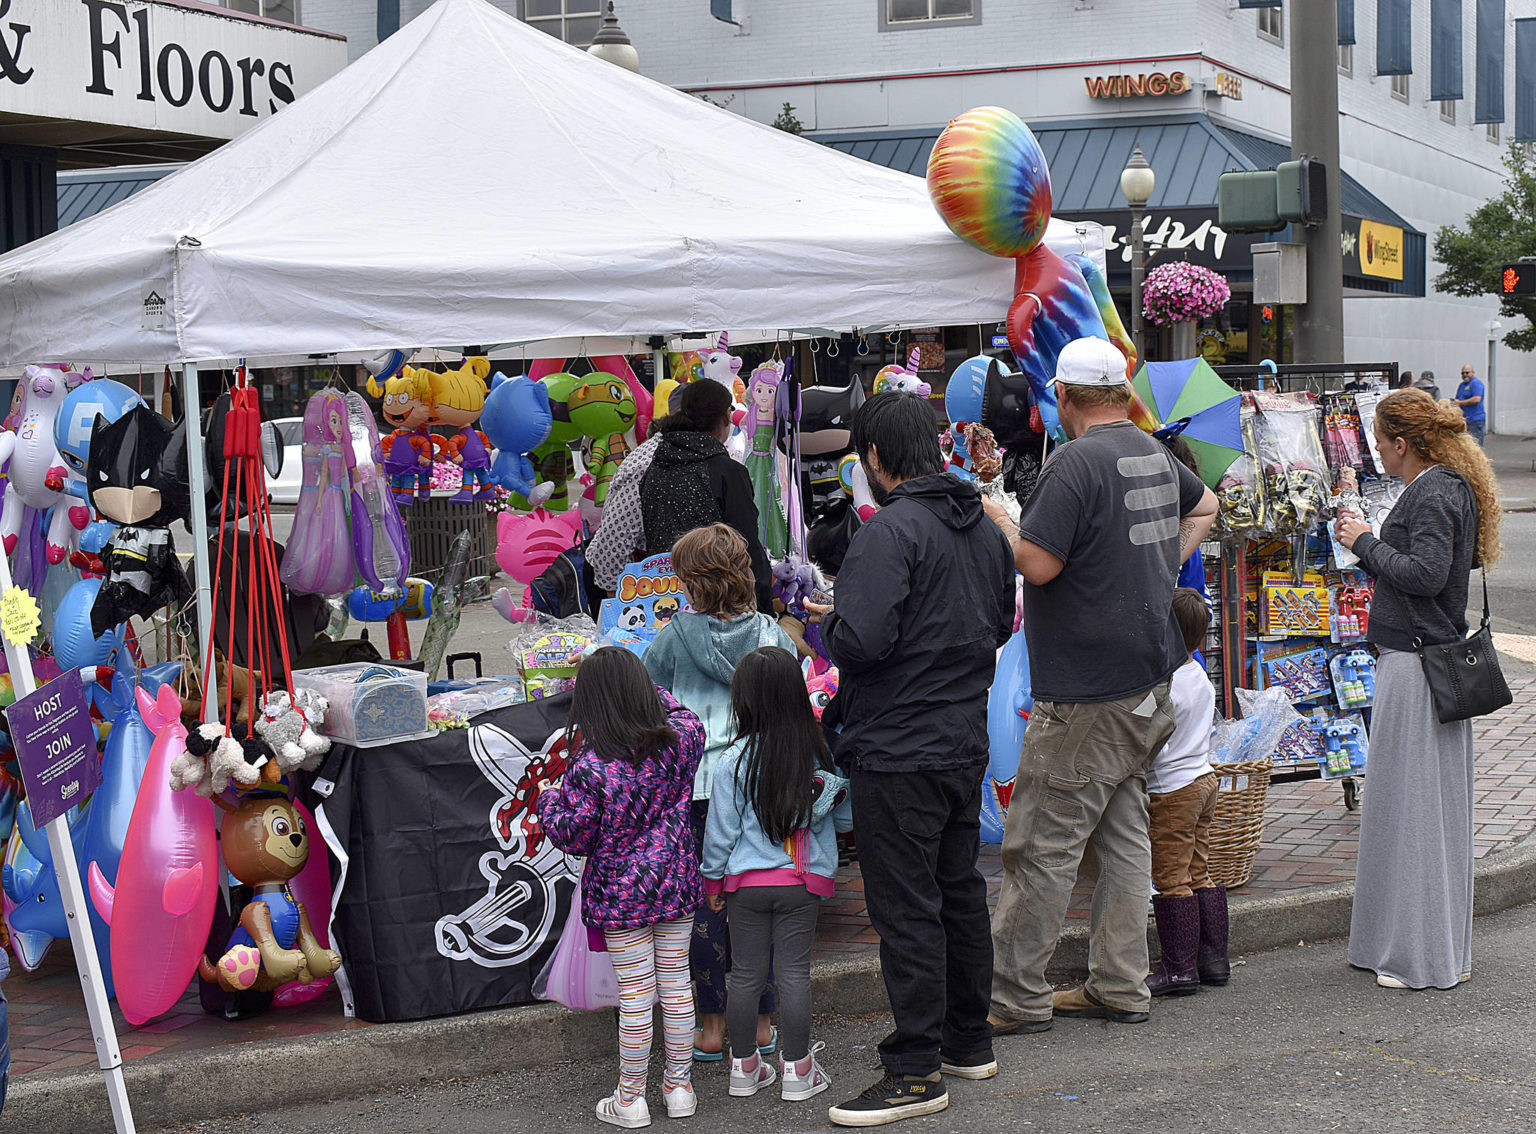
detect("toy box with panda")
[598,553,693,654]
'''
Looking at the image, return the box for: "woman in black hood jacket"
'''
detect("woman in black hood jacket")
[640,379,775,614]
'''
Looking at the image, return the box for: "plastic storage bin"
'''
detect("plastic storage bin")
[293,662,430,747]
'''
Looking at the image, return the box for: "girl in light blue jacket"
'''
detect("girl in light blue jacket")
[703,647,853,1104]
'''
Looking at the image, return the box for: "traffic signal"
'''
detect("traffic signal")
[1277,158,1327,224]
[1501,263,1536,297]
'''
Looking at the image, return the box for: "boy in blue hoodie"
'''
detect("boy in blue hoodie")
[644,523,798,1061]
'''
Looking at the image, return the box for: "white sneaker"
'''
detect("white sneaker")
[729,1052,778,1097]
[596,1090,651,1128]
[663,1080,696,1119]
[781,1041,832,1101]
[1376,974,1412,989]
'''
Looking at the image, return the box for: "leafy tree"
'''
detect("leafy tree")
[771,102,805,135]
[1434,145,1536,351]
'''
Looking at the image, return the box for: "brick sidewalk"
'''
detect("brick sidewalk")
[7,679,1534,1078]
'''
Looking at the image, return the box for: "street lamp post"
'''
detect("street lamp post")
[1120,142,1155,364]
[587,2,640,73]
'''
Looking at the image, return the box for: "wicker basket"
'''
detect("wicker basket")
[1206,758,1273,889]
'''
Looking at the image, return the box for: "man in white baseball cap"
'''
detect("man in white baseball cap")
[983,337,1218,1033]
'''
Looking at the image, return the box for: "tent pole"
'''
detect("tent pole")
[181,362,215,722]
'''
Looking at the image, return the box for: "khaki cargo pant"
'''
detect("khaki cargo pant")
[990,682,1175,1021]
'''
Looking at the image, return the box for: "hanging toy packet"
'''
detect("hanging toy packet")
[1251,391,1328,536]
[1215,396,1266,539]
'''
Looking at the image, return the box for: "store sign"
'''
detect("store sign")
[1358,219,1404,281]
[0,0,346,141]
[1214,72,1244,100]
[1057,208,1264,276]
[1340,216,1407,282]
[1084,71,1192,98]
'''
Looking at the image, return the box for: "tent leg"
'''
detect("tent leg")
[181,362,216,724]
[0,552,137,1133]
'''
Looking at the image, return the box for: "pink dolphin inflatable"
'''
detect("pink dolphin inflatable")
[89,684,218,1025]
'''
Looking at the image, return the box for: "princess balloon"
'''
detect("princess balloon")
[741,361,790,558]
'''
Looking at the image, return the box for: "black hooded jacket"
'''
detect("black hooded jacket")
[639,431,774,614]
[822,474,1015,772]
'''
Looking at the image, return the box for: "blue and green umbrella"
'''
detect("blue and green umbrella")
[1131,358,1244,488]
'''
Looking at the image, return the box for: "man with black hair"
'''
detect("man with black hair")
[985,337,1218,1035]
[807,392,1015,1126]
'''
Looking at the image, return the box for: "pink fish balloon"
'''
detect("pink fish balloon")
[89,684,217,1025]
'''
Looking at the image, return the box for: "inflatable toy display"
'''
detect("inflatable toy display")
[874,348,932,398]
[531,372,637,511]
[90,684,218,1025]
[0,365,92,563]
[86,406,191,637]
[270,796,337,1007]
[198,792,341,993]
[927,106,1133,440]
[496,507,584,586]
[698,333,745,401]
[369,367,436,503]
[343,390,410,594]
[420,357,494,503]
[742,361,790,557]
[282,390,355,597]
[482,373,555,504]
[981,628,1033,844]
[55,378,146,505]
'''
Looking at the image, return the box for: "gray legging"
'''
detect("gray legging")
[725,886,820,1062]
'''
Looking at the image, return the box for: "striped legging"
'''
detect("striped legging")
[604,918,695,1102]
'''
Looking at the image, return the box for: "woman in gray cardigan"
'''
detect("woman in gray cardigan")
[1334,389,1503,990]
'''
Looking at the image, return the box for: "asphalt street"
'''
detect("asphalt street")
[153,901,1536,1134]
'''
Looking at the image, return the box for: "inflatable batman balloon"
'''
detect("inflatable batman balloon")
[86,407,192,637]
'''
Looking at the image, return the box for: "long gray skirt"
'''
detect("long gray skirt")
[1347,648,1475,989]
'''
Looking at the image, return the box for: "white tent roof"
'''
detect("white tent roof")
[0,0,1102,368]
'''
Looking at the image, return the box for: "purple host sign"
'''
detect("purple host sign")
[6,668,100,828]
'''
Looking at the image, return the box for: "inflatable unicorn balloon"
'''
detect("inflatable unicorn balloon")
[0,366,93,562]
[874,348,932,398]
[698,333,745,401]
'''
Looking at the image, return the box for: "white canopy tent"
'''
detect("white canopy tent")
[0,0,1101,368]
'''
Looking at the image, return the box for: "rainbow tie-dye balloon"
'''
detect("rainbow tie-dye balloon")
[928,106,1144,440]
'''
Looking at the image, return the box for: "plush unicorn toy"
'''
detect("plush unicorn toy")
[0,365,92,562]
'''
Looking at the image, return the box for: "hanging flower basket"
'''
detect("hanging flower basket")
[1142,262,1231,326]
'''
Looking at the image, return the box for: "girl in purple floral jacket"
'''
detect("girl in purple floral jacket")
[538,647,706,1129]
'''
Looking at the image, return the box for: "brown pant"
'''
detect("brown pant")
[1148,771,1219,898]
[991,683,1175,1020]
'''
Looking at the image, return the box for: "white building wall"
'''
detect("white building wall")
[299,0,1536,429]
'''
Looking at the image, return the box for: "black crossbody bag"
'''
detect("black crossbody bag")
[1414,570,1511,724]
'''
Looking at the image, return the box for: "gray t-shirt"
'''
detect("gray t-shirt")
[1018,420,1207,703]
